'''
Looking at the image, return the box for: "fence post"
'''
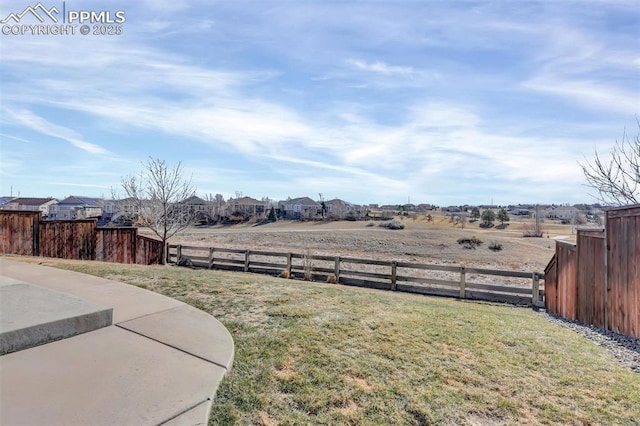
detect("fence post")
[165,243,170,264]
[286,253,292,276]
[459,266,466,298]
[334,256,340,283]
[391,261,397,291]
[244,250,250,272]
[603,210,609,331]
[532,272,540,306]
[208,247,214,269]
[176,245,182,262]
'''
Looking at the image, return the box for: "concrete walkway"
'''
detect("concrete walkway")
[0,258,234,425]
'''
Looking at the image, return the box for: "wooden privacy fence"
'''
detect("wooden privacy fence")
[0,210,163,265]
[168,244,544,306]
[545,205,640,339]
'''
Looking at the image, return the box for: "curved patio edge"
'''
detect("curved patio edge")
[0,258,234,426]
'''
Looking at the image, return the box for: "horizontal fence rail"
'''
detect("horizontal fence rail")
[168,244,544,306]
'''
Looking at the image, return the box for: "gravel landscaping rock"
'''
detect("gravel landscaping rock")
[543,311,640,374]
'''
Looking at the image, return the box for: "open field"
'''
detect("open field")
[162,214,587,274]
[9,257,639,425]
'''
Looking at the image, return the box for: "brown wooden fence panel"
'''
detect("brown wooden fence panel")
[0,210,40,256]
[544,254,557,313]
[95,228,137,263]
[555,241,577,320]
[576,230,606,328]
[606,206,640,338]
[136,235,164,265]
[39,220,96,260]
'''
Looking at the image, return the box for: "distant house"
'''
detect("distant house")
[366,209,394,220]
[104,198,135,218]
[2,197,57,217]
[180,195,209,213]
[50,196,103,220]
[0,196,15,208]
[178,195,213,224]
[325,199,363,220]
[544,206,579,221]
[228,196,267,220]
[102,197,140,224]
[280,197,321,219]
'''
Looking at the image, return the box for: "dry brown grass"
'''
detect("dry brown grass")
[160,214,573,273]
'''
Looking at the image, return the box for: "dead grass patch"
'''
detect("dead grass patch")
[346,375,373,393]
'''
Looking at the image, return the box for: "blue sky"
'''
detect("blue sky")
[1,0,638,206]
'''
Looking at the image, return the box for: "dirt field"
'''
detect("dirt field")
[160,213,585,274]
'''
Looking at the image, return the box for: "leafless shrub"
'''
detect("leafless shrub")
[488,241,503,251]
[457,236,483,249]
[378,219,405,230]
[522,222,543,238]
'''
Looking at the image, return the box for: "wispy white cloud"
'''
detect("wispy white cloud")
[3,109,111,155]
[522,76,639,114]
[347,59,417,77]
[0,133,30,143]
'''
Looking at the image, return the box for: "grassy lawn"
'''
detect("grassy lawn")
[15,258,640,425]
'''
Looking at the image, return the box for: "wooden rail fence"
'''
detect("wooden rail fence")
[168,244,544,306]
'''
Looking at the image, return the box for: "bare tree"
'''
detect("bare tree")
[581,123,640,206]
[118,157,196,262]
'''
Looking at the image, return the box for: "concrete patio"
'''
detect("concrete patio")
[0,258,234,425]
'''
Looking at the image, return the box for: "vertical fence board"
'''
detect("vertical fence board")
[635,214,640,339]
[544,255,557,313]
